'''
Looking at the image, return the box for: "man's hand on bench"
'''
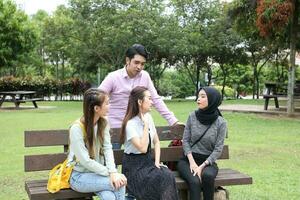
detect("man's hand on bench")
[171,121,185,127]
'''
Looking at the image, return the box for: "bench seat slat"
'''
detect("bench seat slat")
[25,168,252,199]
[175,168,252,189]
[25,180,93,200]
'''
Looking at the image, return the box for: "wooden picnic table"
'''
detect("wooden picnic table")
[0,91,43,108]
[263,82,300,110]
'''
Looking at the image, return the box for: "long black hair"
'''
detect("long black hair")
[83,88,107,158]
[120,86,148,144]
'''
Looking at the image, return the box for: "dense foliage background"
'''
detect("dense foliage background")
[0,0,299,99]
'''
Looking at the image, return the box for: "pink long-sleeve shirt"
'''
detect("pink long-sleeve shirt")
[98,67,178,128]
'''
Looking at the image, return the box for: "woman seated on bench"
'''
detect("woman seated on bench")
[177,87,227,200]
[120,86,179,200]
[68,88,126,200]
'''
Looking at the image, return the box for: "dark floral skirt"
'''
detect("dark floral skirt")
[122,152,179,200]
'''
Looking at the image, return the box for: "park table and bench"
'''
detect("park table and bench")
[0,91,43,108]
[24,125,252,200]
[263,82,300,110]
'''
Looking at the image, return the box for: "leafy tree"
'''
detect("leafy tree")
[265,49,289,83]
[171,0,222,96]
[209,6,247,99]
[228,0,277,99]
[66,0,181,86]
[30,10,49,76]
[158,70,194,98]
[42,5,74,81]
[0,0,36,76]
[255,0,300,114]
[216,64,253,98]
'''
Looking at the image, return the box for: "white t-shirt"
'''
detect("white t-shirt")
[124,113,157,154]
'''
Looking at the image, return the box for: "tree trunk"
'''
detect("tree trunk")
[220,64,227,100]
[287,0,298,115]
[221,73,226,100]
[55,56,60,101]
[62,57,65,81]
[256,74,260,99]
[252,67,257,99]
[206,65,212,86]
[196,64,200,96]
[55,58,59,81]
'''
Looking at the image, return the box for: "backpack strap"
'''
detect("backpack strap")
[68,119,87,163]
[73,119,86,138]
[191,124,211,148]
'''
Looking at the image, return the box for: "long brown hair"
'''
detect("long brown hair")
[83,88,107,159]
[120,86,148,144]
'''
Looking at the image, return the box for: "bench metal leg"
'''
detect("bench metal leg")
[264,98,269,110]
[274,97,279,108]
[32,101,38,108]
[0,95,6,107]
[15,102,21,108]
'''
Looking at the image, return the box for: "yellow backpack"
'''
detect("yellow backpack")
[47,120,86,193]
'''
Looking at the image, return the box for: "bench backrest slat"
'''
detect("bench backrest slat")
[25,130,69,147]
[25,126,186,147]
[24,145,229,172]
[25,125,228,172]
[25,153,67,172]
[119,145,229,164]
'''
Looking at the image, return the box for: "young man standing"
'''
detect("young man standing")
[98,44,179,129]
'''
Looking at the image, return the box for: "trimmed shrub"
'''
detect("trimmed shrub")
[0,76,91,100]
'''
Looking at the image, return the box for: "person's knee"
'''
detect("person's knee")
[176,160,184,170]
[97,190,116,200]
[188,176,201,187]
[112,142,121,149]
[125,193,135,200]
[202,171,215,184]
[177,160,189,174]
[118,185,126,195]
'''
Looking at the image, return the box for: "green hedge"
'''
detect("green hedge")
[0,76,91,98]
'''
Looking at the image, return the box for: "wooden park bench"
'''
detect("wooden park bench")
[263,82,300,110]
[24,125,252,200]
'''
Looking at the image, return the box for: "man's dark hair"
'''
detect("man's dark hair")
[125,44,149,60]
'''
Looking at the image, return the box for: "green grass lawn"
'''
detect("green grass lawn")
[0,100,300,200]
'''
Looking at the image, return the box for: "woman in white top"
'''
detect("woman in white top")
[68,88,126,200]
[120,86,178,200]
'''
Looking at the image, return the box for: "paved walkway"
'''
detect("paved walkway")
[220,104,300,117]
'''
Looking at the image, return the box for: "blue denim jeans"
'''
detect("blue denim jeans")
[112,143,135,200]
[112,142,122,149]
[70,170,125,200]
